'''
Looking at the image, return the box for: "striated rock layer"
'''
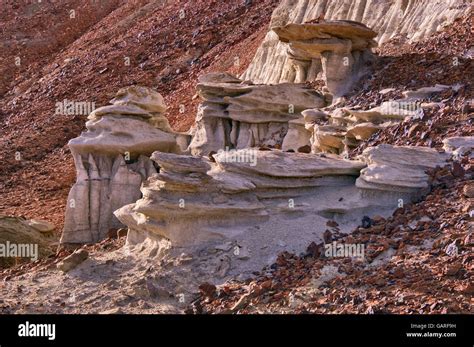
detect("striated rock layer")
[356,144,450,193]
[61,86,187,245]
[115,145,448,276]
[305,100,416,154]
[303,85,458,155]
[189,73,327,156]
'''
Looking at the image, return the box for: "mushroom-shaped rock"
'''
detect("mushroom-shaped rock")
[115,149,366,250]
[61,86,183,246]
[273,20,377,96]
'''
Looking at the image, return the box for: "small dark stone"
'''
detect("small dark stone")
[451,161,465,178]
[208,151,217,162]
[306,242,323,258]
[323,230,333,244]
[297,145,311,153]
[361,216,372,228]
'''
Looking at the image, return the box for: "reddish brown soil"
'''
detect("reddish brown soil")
[0,0,278,230]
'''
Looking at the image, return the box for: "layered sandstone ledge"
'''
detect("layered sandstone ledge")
[57,82,464,277]
[188,73,327,156]
[113,144,449,275]
[58,2,470,278]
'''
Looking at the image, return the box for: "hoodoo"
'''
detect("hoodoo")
[61,86,186,245]
[272,19,377,96]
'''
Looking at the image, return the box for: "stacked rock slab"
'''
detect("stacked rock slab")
[272,20,377,96]
[115,149,365,248]
[115,145,448,275]
[302,84,458,155]
[188,73,326,156]
[356,144,450,195]
[304,100,419,154]
[61,86,183,246]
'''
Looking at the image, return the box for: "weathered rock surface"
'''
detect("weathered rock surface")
[24,219,56,235]
[57,249,89,273]
[402,84,452,99]
[188,73,326,156]
[61,86,184,246]
[242,0,471,85]
[115,145,446,277]
[356,144,449,193]
[115,149,364,240]
[281,117,312,152]
[443,136,474,158]
[304,85,455,154]
[272,20,377,96]
[0,215,53,268]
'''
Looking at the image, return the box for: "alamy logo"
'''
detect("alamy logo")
[216,147,258,167]
[0,242,38,261]
[18,321,56,341]
[55,99,96,116]
[324,241,365,260]
[380,100,421,117]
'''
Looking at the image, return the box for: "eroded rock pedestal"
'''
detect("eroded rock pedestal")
[188,73,327,156]
[272,20,377,96]
[61,86,186,245]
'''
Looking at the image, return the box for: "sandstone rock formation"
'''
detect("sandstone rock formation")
[188,73,326,156]
[23,219,56,235]
[443,136,474,158]
[57,249,89,273]
[272,20,377,96]
[61,86,185,246]
[56,1,466,284]
[0,215,53,268]
[242,0,471,85]
[305,100,416,154]
[303,84,459,154]
[356,144,450,194]
[115,144,448,276]
[115,149,364,240]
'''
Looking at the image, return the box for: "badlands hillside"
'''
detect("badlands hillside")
[0,0,473,316]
